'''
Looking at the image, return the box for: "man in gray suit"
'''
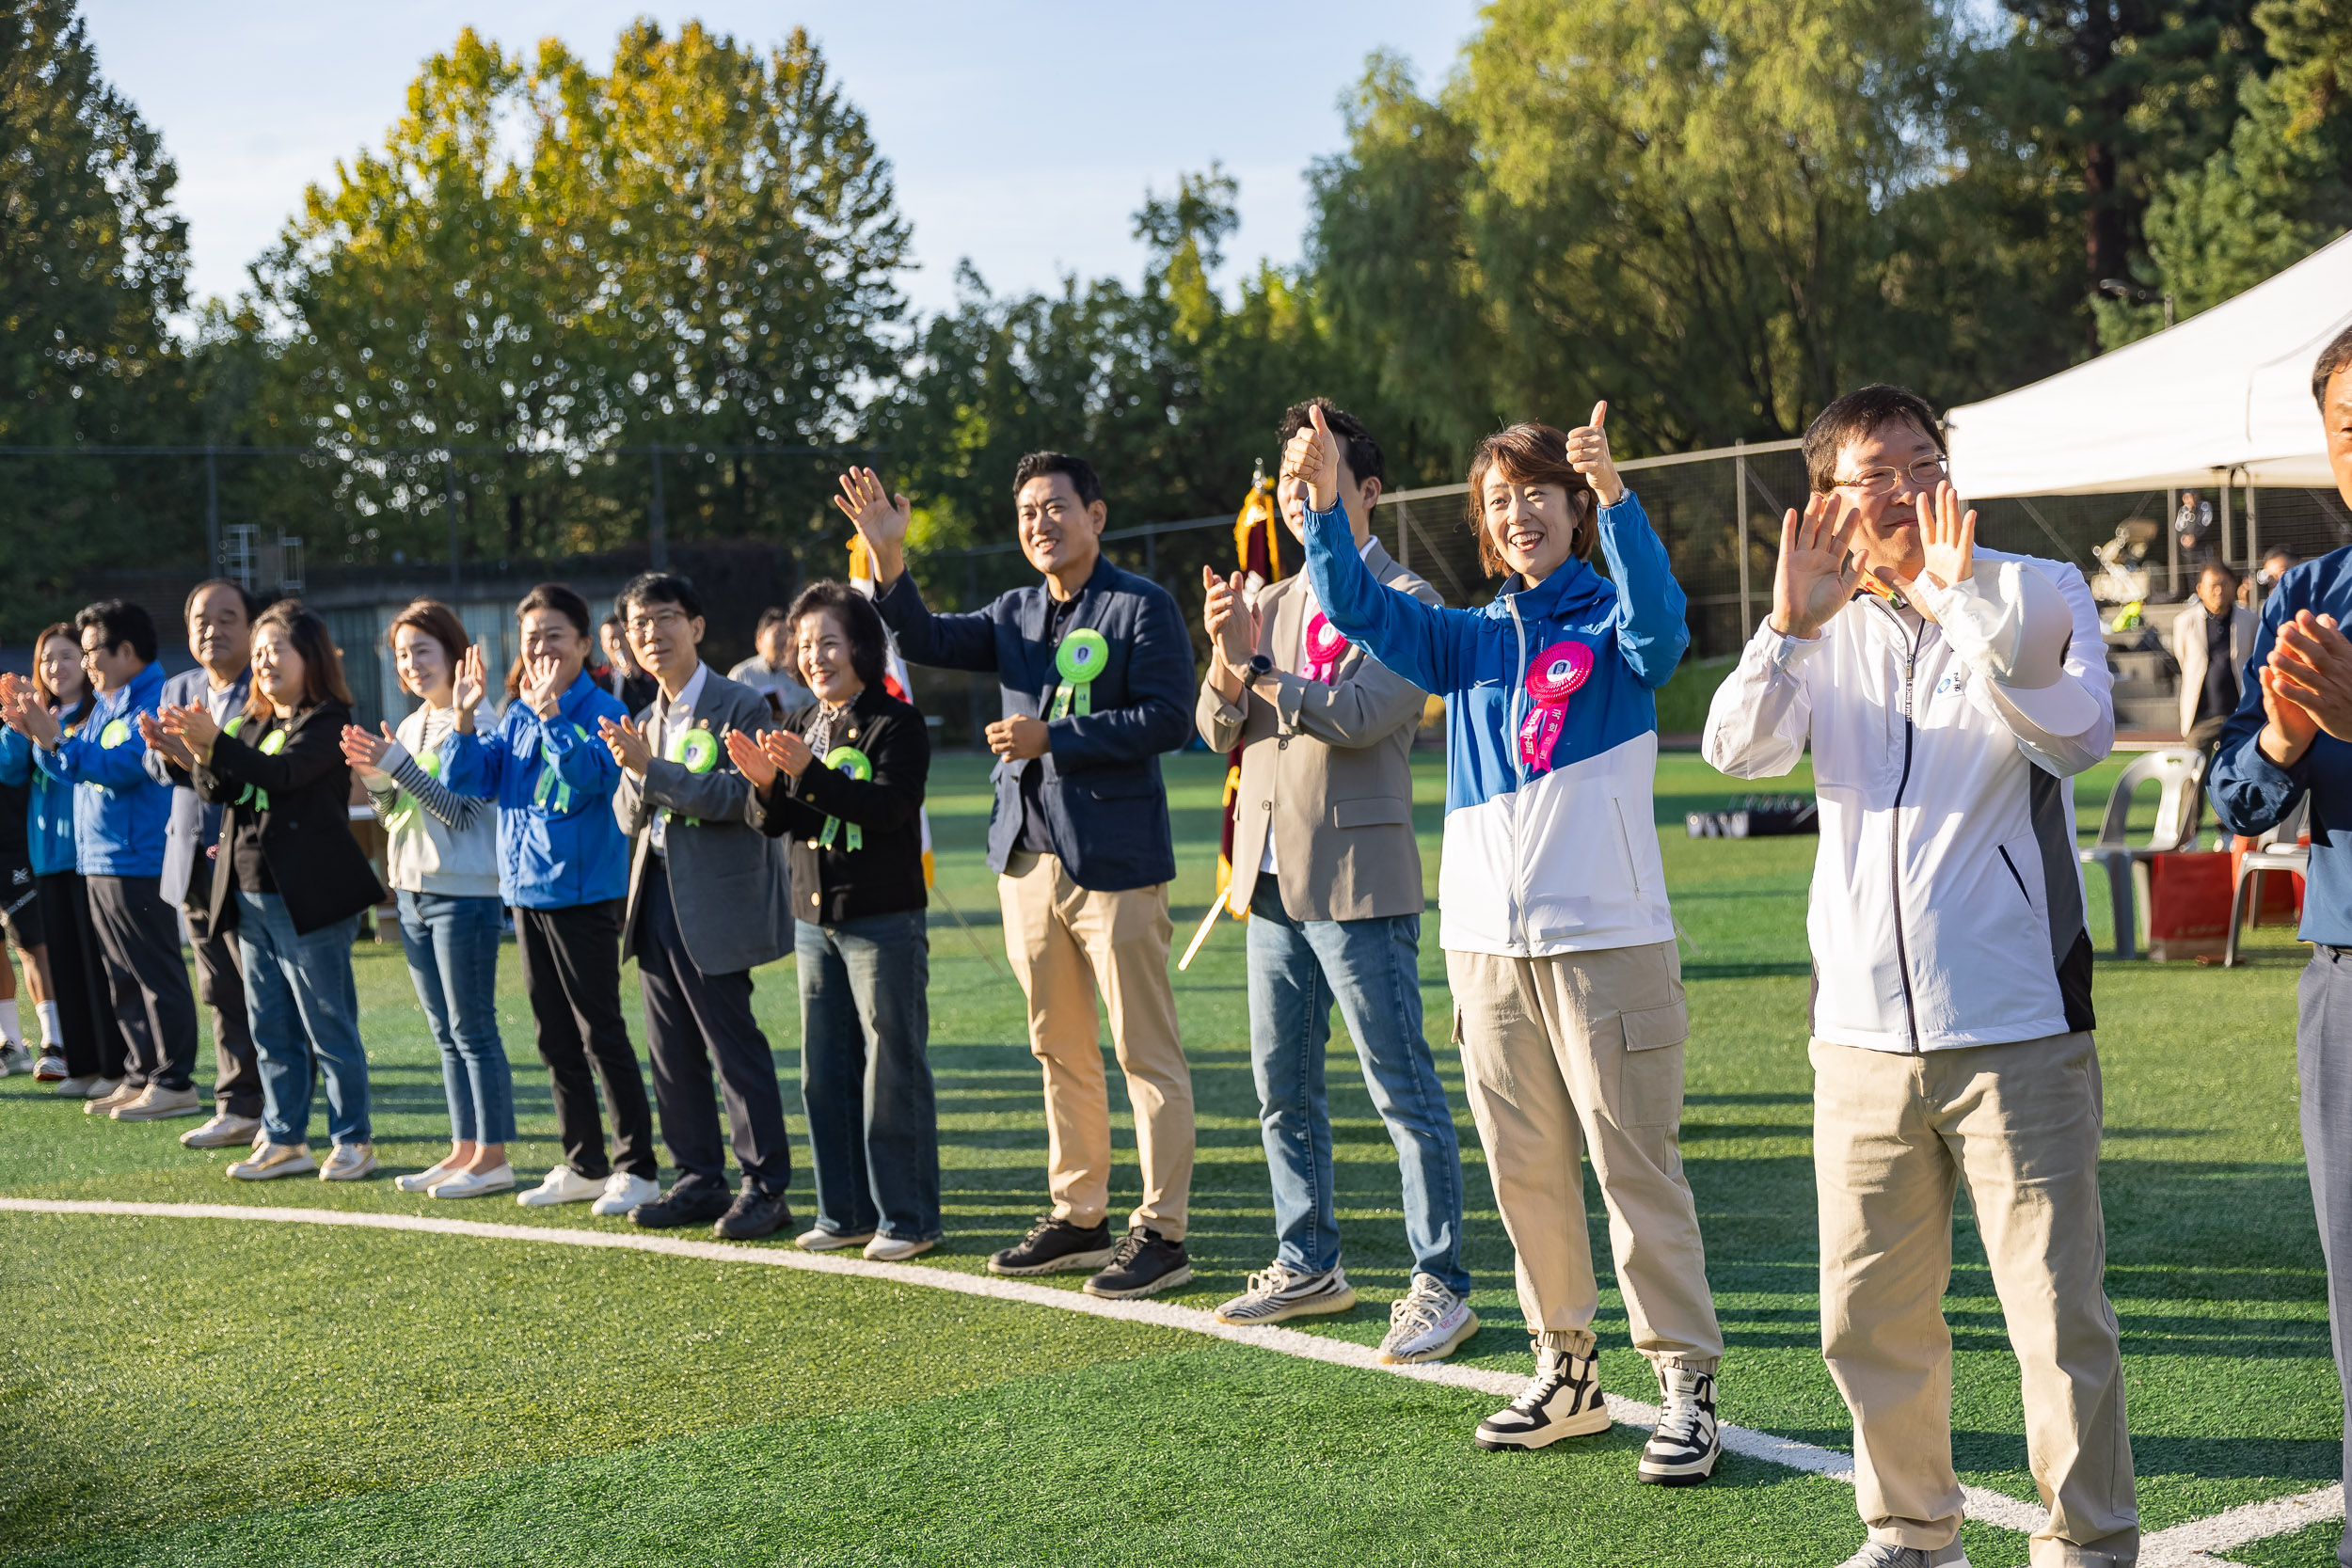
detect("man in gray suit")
[1197,399,1475,1364]
[2173,561,2258,754]
[145,578,260,1148]
[600,571,797,1241]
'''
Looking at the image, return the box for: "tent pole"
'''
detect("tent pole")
[2166,487,2179,597]
[2247,477,2261,586]
[1736,439,1752,634]
[2219,474,2234,566]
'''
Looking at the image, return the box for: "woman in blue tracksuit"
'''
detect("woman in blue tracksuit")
[1293,404,1724,1484]
[439,582,653,1216]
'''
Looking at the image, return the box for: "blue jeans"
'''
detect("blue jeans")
[796,911,941,1242]
[396,890,515,1147]
[234,890,371,1148]
[1246,881,1469,1294]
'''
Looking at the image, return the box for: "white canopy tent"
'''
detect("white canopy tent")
[1946,231,2352,499]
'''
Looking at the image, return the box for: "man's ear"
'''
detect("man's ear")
[1087,499,1107,534]
[1357,475,1383,515]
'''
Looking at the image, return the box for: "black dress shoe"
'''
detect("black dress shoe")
[986,1216,1115,1276]
[629,1180,734,1229]
[713,1185,792,1241]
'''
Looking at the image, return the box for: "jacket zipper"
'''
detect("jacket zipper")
[1876,598,1924,1052]
[1504,594,1532,952]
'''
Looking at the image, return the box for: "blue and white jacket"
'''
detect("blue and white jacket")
[0,698,94,878]
[31,660,173,879]
[1304,491,1687,958]
[440,670,631,911]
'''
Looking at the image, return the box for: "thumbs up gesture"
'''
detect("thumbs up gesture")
[1281,402,1344,516]
[1566,401,1624,507]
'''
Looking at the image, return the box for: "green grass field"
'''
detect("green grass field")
[0,751,2338,1566]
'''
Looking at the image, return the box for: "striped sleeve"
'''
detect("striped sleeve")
[389,752,489,832]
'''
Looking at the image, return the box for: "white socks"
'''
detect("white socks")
[0,1008,20,1047]
[35,1001,58,1047]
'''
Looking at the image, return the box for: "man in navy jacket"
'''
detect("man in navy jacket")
[836,451,1198,1300]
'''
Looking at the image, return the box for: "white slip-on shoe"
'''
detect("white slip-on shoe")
[112,1083,203,1120]
[797,1227,876,1251]
[1378,1274,1480,1364]
[81,1079,134,1115]
[1213,1261,1357,1325]
[227,1142,318,1181]
[181,1112,262,1149]
[862,1235,935,1262]
[591,1172,661,1217]
[319,1143,378,1181]
[516,1166,604,1207]
[54,1075,102,1098]
[1474,1343,1612,1450]
[429,1164,515,1199]
[394,1161,464,1193]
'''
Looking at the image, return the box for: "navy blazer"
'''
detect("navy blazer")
[875,555,1191,891]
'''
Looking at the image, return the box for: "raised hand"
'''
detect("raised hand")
[1918,481,1977,591]
[1281,404,1343,515]
[759,727,815,780]
[596,714,653,776]
[724,727,778,789]
[833,467,913,585]
[2269,610,2352,743]
[140,711,198,771]
[451,645,486,729]
[1201,565,1256,673]
[520,652,565,719]
[1565,401,1623,506]
[1770,492,1864,641]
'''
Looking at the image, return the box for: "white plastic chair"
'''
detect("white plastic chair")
[2221,795,2312,968]
[2078,747,2206,960]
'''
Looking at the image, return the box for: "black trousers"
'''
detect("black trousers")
[190,914,260,1117]
[34,870,128,1081]
[516,900,655,1181]
[637,864,790,1193]
[85,874,199,1092]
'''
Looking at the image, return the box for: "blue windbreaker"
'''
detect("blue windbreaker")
[31,661,172,879]
[1304,489,1688,957]
[0,698,94,877]
[439,670,630,909]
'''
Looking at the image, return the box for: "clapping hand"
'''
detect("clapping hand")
[597,714,653,776]
[451,646,487,729]
[1201,566,1257,675]
[0,674,58,747]
[1770,492,1864,641]
[759,727,815,780]
[985,715,1050,762]
[140,711,198,771]
[833,467,913,584]
[1565,402,1623,507]
[1916,482,1977,593]
[2268,610,2352,750]
[1281,404,1343,515]
[724,727,778,789]
[157,703,220,761]
[340,722,395,779]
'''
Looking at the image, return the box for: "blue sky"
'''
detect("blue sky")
[80,1,1482,325]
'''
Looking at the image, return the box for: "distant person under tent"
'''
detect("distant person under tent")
[728,606,816,716]
[2174,562,2258,755]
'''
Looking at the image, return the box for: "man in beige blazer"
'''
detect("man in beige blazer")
[1196,398,1475,1365]
[2174,561,2259,753]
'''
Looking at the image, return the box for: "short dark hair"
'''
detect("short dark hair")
[1464,423,1597,575]
[755,606,792,636]
[183,578,257,624]
[2314,323,2352,408]
[616,571,703,622]
[243,599,355,719]
[1012,451,1102,508]
[1279,399,1384,489]
[387,597,470,667]
[2201,559,2242,586]
[74,599,156,663]
[517,582,594,641]
[785,580,891,692]
[1803,384,1945,494]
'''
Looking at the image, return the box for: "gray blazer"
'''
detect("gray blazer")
[614,667,793,976]
[1196,537,1438,923]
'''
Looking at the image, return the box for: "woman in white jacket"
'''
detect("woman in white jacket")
[342,599,515,1199]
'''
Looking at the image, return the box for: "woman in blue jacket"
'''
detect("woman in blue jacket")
[440,583,652,1216]
[1294,404,1724,1485]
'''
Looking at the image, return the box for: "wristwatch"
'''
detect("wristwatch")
[1248,653,1276,682]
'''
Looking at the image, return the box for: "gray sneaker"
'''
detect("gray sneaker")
[1378,1274,1479,1364]
[1833,1542,1970,1568]
[0,1041,32,1076]
[1212,1261,1357,1325]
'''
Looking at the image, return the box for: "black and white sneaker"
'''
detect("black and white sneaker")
[1082,1227,1193,1299]
[1213,1261,1357,1325]
[987,1217,1116,1276]
[1473,1343,1612,1449]
[1831,1543,1971,1567]
[1638,1367,1722,1485]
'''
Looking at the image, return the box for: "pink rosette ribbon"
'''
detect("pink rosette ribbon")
[1303,610,1349,685]
[1518,640,1594,774]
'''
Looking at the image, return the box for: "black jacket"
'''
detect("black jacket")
[192,698,387,936]
[749,684,929,925]
[873,554,1189,891]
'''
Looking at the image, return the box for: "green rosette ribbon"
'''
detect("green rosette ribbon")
[1049,628,1108,720]
[100,718,131,749]
[817,744,871,851]
[250,728,288,812]
[218,714,258,807]
[532,721,591,815]
[660,723,719,828]
[384,750,443,830]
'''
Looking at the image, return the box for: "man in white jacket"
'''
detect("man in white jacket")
[1703,386,2133,1568]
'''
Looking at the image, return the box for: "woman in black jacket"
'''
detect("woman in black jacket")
[154,600,387,1183]
[729,581,938,1259]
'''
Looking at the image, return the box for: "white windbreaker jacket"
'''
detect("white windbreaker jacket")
[1701,549,2115,1053]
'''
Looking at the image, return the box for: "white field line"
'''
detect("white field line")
[0,1197,2325,1556]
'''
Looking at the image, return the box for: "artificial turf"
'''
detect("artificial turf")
[0,751,2335,1565]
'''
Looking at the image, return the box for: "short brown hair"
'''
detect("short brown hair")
[243,599,355,719]
[1464,423,1597,577]
[29,622,76,706]
[2314,322,2352,408]
[1803,385,1944,494]
[387,598,470,666]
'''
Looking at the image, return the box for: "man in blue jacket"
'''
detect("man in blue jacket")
[0,601,200,1121]
[835,451,1198,1299]
[2208,322,2352,1568]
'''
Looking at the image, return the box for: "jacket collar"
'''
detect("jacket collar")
[1483,557,1606,623]
[1028,554,1116,641]
[99,660,166,715]
[550,668,602,724]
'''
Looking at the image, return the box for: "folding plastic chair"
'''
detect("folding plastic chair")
[2077,747,2206,960]
[2221,795,2312,968]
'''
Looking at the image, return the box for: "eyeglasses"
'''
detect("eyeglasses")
[625,609,690,637]
[1835,456,1948,497]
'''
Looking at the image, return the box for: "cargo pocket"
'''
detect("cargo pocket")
[1617,1001,1690,1128]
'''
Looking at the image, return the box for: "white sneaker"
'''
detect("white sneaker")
[394,1161,464,1193]
[1212,1261,1358,1325]
[1833,1544,1970,1568]
[54,1075,102,1098]
[227,1142,318,1180]
[430,1164,516,1199]
[1474,1343,1612,1449]
[516,1166,604,1207]
[797,1227,876,1251]
[319,1143,378,1181]
[81,1079,133,1114]
[112,1083,203,1120]
[31,1048,67,1082]
[181,1112,262,1149]
[1378,1274,1480,1364]
[863,1235,935,1262]
[591,1172,661,1216]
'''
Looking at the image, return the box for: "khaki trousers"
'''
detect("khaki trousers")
[1812,1032,2137,1567]
[998,850,1194,1240]
[1447,942,1723,1372]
